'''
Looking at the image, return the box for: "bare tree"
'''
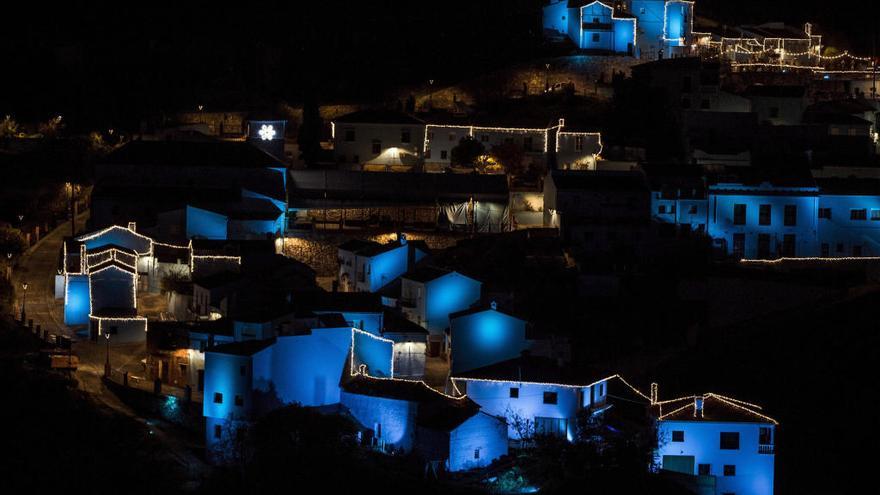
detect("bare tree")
[505,405,535,448]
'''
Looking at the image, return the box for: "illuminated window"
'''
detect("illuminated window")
[234,395,243,407]
[759,204,771,225]
[509,387,519,398]
[543,391,558,404]
[720,432,740,450]
[733,204,746,225]
[723,465,736,476]
[672,430,684,442]
[851,209,867,220]
[213,392,223,404]
[698,464,711,475]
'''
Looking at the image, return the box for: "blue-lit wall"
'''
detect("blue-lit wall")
[81,226,151,254]
[708,189,819,259]
[339,311,384,335]
[450,309,529,375]
[652,194,709,232]
[542,0,570,34]
[352,330,394,377]
[362,244,409,292]
[90,266,136,312]
[252,328,353,408]
[632,0,666,57]
[664,1,691,46]
[424,273,482,335]
[64,274,90,325]
[340,391,418,452]
[203,351,255,422]
[186,206,228,240]
[817,195,880,256]
[459,380,605,440]
[657,420,775,495]
[242,187,288,234]
[448,412,509,472]
[580,3,614,51]
[612,17,636,54]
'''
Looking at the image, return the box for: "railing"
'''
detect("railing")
[758,444,775,454]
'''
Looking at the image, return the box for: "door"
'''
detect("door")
[662,455,695,475]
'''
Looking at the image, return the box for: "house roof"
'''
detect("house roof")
[453,354,604,386]
[193,270,242,290]
[449,303,524,322]
[333,109,424,125]
[816,177,880,196]
[382,308,429,335]
[102,140,283,169]
[89,259,137,275]
[402,265,452,283]
[342,375,481,430]
[208,338,276,356]
[293,290,384,314]
[656,393,778,424]
[551,170,649,192]
[356,240,405,257]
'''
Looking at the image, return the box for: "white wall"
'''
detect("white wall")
[448,412,509,472]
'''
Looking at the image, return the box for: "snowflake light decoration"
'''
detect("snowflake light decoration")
[258,124,276,141]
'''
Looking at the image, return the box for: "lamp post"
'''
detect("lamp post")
[103,325,118,378]
[20,281,28,323]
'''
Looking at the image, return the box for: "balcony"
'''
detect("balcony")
[758,444,775,455]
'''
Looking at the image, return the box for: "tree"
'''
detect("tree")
[491,142,526,176]
[450,136,485,168]
[505,406,536,447]
[0,227,27,258]
[38,115,64,139]
[298,95,323,168]
[1,115,19,139]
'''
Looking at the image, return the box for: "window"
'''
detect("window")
[371,140,381,155]
[671,430,685,442]
[689,205,698,214]
[853,245,863,257]
[474,448,480,459]
[441,150,448,160]
[214,424,222,439]
[401,129,411,143]
[523,137,533,151]
[535,417,568,436]
[640,7,646,14]
[509,387,519,398]
[240,365,247,376]
[759,204,771,226]
[784,204,797,226]
[720,432,740,450]
[213,392,223,404]
[344,129,355,142]
[592,33,600,42]
[757,234,771,259]
[782,234,796,257]
[698,464,711,475]
[733,204,746,225]
[821,243,829,257]
[851,209,867,220]
[819,207,832,219]
[723,465,736,476]
[872,209,880,221]
[575,135,584,151]
[759,427,774,445]
[234,395,243,407]
[543,391,558,404]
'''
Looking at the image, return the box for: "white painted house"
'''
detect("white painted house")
[655,393,777,495]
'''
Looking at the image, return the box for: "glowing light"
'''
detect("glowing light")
[258,124,276,141]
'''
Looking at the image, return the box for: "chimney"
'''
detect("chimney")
[127,221,137,232]
[694,396,704,418]
[650,383,658,404]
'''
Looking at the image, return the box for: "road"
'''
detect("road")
[12,214,210,487]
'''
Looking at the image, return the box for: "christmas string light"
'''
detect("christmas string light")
[349,327,396,378]
[741,255,880,265]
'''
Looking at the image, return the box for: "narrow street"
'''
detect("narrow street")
[11,214,210,486]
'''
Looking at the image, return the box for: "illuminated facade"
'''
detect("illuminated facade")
[337,234,428,293]
[400,267,482,354]
[655,394,776,495]
[449,304,530,375]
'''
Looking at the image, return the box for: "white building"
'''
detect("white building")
[655,393,777,495]
[332,110,426,171]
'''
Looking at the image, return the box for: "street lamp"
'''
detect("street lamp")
[20,281,28,323]
[104,325,118,378]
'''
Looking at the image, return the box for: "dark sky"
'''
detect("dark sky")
[0,1,876,130]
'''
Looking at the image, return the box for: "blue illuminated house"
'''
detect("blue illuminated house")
[452,356,628,442]
[654,393,777,495]
[707,173,820,259]
[543,0,695,58]
[399,266,482,355]
[337,234,428,293]
[816,178,880,257]
[204,326,393,461]
[341,375,508,472]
